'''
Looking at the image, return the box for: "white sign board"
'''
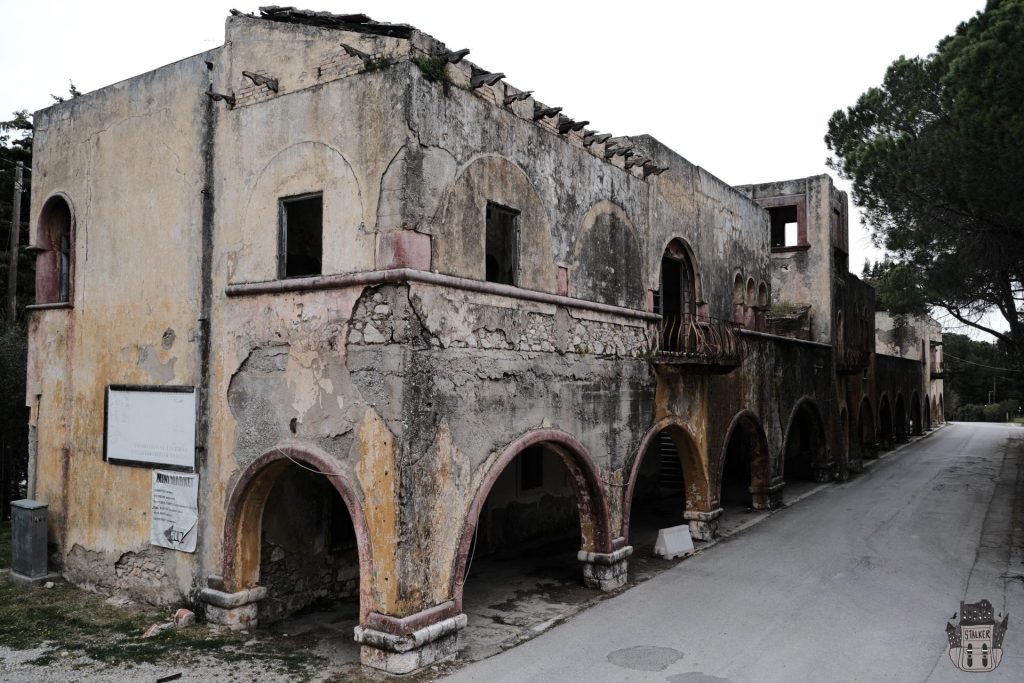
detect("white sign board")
[105,386,196,469]
[151,470,199,553]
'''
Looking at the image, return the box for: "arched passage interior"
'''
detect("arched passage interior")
[878,395,894,445]
[222,447,369,632]
[783,400,827,485]
[624,422,703,552]
[894,393,908,442]
[453,433,612,655]
[859,397,877,457]
[720,413,770,509]
[910,392,923,436]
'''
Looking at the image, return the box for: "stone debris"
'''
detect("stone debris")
[174,608,197,627]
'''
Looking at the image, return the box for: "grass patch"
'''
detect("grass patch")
[0,574,322,677]
[413,54,448,83]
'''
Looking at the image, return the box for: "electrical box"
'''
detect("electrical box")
[10,499,48,582]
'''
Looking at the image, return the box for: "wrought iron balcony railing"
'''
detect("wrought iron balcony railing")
[650,314,741,372]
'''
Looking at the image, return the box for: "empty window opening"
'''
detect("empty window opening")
[769,205,799,248]
[279,193,323,278]
[485,203,518,285]
[658,243,696,351]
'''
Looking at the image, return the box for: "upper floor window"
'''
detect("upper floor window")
[485,202,518,285]
[35,194,73,304]
[279,193,323,278]
[769,205,800,248]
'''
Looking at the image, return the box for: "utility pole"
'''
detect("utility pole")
[6,161,23,322]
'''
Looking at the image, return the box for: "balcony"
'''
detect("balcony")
[931,362,945,379]
[649,315,741,373]
[835,345,870,374]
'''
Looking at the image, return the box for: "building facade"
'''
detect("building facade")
[24,8,944,674]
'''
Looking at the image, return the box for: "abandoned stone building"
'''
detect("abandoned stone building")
[23,7,944,674]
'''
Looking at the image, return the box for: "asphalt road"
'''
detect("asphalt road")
[446,422,1024,682]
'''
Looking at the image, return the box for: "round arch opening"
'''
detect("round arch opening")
[720,412,771,510]
[782,400,828,486]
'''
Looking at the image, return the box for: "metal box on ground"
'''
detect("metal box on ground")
[10,499,49,583]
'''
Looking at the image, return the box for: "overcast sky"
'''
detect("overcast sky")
[0,1,990,327]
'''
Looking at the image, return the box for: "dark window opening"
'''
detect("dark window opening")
[520,445,543,491]
[659,246,696,351]
[36,195,73,305]
[485,203,518,285]
[769,205,799,248]
[280,193,323,278]
[834,247,849,273]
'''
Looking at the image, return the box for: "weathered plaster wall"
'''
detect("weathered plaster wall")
[27,50,215,601]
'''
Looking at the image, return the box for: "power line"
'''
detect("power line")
[943,351,1022,373]
[0,157,30,173]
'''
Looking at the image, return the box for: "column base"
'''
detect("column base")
[201,586,267,630]
[578,546,632,591]
[750,481,784,510]
[812,460,835,483]
[355,612,467,675]
[684,508,723,541]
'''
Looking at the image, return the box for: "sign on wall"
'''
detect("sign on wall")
[104,385,196,470]
[150,470,198,553]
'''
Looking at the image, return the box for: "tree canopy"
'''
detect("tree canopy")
[826,0,1024,351]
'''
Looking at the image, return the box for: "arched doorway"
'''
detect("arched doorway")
[452,431,613,614]
[940,394,945,422]
[221,446,370,626]
[839,406,850,467]
[859,397,877,458]
[878,394,894,446]
[894,393,908,442]
[910,392,923,436]
[658,240,697,352]
[720,412,772,510]
[783,400,829,487]
[623,419,705,552]
[924,394,931,430]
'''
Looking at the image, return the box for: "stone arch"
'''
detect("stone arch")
[571,200,645,308]
[451,429,613,610]
[432,154,556,292]
[719,411,774,509]
[221,444,373,620]
[924,394,931,430]
[878,393,894,443]
[622,416,708,540]
[234,141,367,283]
[839,405,850,465]
[781,398,830,482]
[34,192,75,305]
[939,394,945,422]
[894,392,908,441]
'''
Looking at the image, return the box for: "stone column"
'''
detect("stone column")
[355,601,466,674]
[684,507,722,540]
[578,546,632,591]
[812,459,834,483]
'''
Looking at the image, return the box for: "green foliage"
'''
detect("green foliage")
[956,398,1021,422]
[827,0,1024,350]
[413,54,448,83]
[943,332,1024,420]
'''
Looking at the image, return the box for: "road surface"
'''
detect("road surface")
[446,422,1024,682]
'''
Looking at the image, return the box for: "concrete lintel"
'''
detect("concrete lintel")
[354,613,468,653]
[364,601,458,637]
[200,585,267,609]
[684,507,724,523]
[578,545,633,566]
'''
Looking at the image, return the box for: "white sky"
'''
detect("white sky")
[0,0,992,331]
